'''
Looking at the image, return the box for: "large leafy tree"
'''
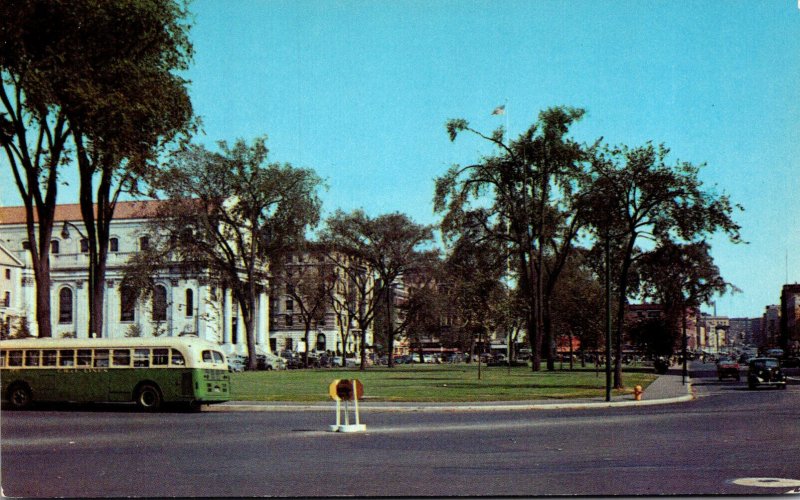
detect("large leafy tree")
[322,249,375,365]
[440,225,507,377]
[1,0,194,338]
[69,0,194,339]
[586,143,742,388]
[320,210,436,369]
[2,0,78,337]
[636,240,734,377]
[126,138,322,370]
[272,244,337,367]
[384,261,442,364]
[548,249,607,369]
[435,106,590,371]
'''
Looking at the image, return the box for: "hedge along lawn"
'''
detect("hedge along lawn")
[228,364,659,402]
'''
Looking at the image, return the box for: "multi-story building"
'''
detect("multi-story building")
[697,314,729,354]
[624,303,702,352]
[780,284,800,352]
[268,251,373,355]
[762,305,780,348]
[727,317,751,349]
[750,316,765,347]
[0,242,25,338]
[0,202,271,357]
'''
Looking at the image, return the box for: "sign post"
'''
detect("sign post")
[328,379,366,433]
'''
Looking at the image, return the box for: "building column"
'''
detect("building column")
[222,288,232,347]
[257,291,269,352]
[72,282,83,339]
[235,303,245,354]
[103,280,112,339]
[197,283,207,342]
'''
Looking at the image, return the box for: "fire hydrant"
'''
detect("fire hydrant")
[633,385,643,401]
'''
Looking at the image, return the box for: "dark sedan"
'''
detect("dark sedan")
[747,357,787,390]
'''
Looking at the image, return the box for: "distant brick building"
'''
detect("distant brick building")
[762,305,780,348]
[780,284,800,352]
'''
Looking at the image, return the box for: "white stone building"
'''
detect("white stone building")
[0,201,379,358]
[0,241,25,337]
[0,202,270,356]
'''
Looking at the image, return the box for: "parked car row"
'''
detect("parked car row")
[227,353,287,372]
[713,355,789,390]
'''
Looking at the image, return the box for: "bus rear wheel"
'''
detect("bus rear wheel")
[7,383,33,410]
[135,384,162,411]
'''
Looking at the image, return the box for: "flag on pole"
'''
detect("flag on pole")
[491,104,506,115]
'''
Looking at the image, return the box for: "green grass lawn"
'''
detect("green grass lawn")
[229,364,658,402]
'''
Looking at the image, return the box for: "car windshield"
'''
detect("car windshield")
[753,359,779,369]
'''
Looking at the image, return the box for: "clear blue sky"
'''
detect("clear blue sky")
[19,0,800,319]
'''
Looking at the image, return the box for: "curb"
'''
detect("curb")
[206,380,694,413]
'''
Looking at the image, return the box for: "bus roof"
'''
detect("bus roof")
[0,336,223,351]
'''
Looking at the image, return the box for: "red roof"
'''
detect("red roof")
[0,200,167,225]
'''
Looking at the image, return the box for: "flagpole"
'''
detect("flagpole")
[504,99,509,147]
[493,101,513,370]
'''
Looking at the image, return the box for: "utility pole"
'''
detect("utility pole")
[605,224,612,402]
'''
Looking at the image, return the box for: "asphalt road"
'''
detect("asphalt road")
[2,363,799,497]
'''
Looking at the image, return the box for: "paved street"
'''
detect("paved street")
[2,362,799,497]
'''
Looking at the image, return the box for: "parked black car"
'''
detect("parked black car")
[653,356,670,374]
[747,357,787,390]
[781,355,800,368]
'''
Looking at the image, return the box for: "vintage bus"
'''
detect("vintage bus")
[0,337,231,411]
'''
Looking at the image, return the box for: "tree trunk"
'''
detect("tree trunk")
[384,284,394,368]
[544,299,555,371]
[613,238,636,389]
[90,258,107,338]
[33,256,52,338]
[303,321,312,367]
[238,286,258,371]
[28,195,57,338]
[359,328,367,371]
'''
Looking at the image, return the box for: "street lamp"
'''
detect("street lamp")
[60,221,86,240]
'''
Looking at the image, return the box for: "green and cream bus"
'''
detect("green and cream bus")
[0,337,231,411]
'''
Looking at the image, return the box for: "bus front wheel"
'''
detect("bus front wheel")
[7,383,33,410]
[135,384,162,411]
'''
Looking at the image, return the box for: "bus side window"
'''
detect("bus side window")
[171,349,185,366]
[0,350,5,367]
[112,349,131,367]
[8,350,23,367]
[152,349,169,366]
[134,349,150,368]
[43,350,58,367]
[77,349,92,367]
[94,349,109,367]
[25,350,41,367]
[59,350,75,367]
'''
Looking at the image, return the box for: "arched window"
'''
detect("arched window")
[120,286,136,322]
[316,333,326,352]
[152,285,167,322]
[51,240,60,254]
[185,289,194,317]
[109,237,119,252]
[59,288,73,324]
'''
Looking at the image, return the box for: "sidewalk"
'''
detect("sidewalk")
[207,368,693,413]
